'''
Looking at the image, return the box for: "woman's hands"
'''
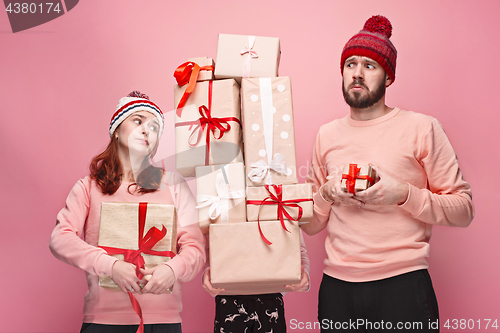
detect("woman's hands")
[140,265,175,295]
[111,261,175,295]
[111,260,142,294]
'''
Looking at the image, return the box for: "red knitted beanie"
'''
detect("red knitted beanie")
[340,15,397,84]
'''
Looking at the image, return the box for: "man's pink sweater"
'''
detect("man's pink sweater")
[306,108,474,282]
[50,172,206,324]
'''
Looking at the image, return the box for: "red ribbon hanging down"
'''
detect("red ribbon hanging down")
[174,80,242,165]
[174,61,215,117]
[341,164,375,194]
[99,202,176,333]
[246,185,313,245]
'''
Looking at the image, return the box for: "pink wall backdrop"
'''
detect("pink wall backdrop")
[1,0,499,332]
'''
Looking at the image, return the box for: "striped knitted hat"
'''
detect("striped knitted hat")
[109,91,164,138]
[340,15,397,84]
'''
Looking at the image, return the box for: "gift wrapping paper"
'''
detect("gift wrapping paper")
[341,164,377,193]
[187,57,215,82]
[214,34,280,84]
[209,220,301,295]
[241,76,297,186]
[195,162,247,234]
[98,202,177,292]
[174,79,243,177]
[246,183,313,223]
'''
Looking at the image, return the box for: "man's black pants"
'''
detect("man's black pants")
[318,270,439,332]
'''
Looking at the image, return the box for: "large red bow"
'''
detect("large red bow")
[246,185,312,245]
[174,61,214,117]
[175,80,241,165]
[341,164,374,194]
[99,202,175,333]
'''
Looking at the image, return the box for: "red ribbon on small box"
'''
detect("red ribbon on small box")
[341,164,375,194]
[99,202,176,333]
[174,61,214,117]
[175,80,242,166]
[246,184,312,245]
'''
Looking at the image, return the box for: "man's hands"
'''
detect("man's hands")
[354,165,409,206]
[111,261,175,295]
[321,166,365,208]
[322,164,409,207]
[202,268,225,297]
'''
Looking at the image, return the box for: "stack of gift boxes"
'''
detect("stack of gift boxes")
[173,34,313,295]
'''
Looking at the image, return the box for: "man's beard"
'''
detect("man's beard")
[342,78,386,109]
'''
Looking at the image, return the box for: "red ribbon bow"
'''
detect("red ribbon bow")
[246,185,312,245]
[341,164,375,194]
[174,61,214,117]
[175,80,242,165]
[99,202,175,333]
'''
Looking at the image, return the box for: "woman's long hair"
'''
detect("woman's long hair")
[89,135,164,195]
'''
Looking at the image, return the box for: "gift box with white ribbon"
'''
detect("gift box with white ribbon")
[241,76,297,186]
[195,163,247,234]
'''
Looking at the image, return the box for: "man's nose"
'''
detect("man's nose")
[352,65,364,80]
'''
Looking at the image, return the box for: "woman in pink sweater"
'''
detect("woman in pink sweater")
[50,91,206,333]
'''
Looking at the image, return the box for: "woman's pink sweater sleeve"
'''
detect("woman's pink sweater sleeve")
[165,173,207,283]
[49,178,117,277]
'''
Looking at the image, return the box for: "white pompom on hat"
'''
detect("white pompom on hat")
[109,91,164,138]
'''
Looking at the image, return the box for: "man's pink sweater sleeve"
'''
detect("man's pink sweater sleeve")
[166,173,206,283]
[49,178,117,277]
[400,119,474,227]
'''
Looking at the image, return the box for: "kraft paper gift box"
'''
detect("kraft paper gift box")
[98,202,177,291]
[195,163,247,234]
[214,34,280,84]
[209,220,301,295]
[241,76,297,186]
[187,57,215,82]
[246,183,313,223]
[341,164,377,193]
[174,79,243,177]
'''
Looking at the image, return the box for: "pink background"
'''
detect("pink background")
[1,0,499,332]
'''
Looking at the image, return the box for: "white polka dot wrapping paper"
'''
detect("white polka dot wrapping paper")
[241,76,298,186]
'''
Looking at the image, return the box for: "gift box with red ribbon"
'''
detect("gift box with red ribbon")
[246,183,313,224]
[195,163,247,234]
[174,79,243,177]
[209,220,301,295]
[241,76,297,186]
[187,57,215,82]
[214,34,280,84]
[341,164,377,193]
[174,58,215,113]
[98,202,177,291]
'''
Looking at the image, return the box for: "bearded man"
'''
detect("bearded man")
[303,15,474,332]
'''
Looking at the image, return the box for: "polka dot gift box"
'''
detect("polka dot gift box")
[240,76,298,187]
